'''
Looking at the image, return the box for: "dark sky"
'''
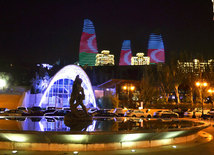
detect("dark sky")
[0,0,213,65]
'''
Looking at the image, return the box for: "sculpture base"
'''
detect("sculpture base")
[64,112,92,131]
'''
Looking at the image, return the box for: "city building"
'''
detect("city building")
[79,19,98,66]
[119,40,132,65]
[95,50,115,66]
[177,59,214,73]
[147,33,165,63]
[131,53,150,65]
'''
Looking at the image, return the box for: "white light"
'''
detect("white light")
[0,79,6,88]
[73,151,79,155]
[172,145,177,148]
[65,135,86,142]
[5,134,27,142]
[164,131,184,139]
[131,149,136,152]
[12,150,18,154]
[122,134,143,141]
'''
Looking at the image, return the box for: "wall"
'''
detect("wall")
[0,94,22,109]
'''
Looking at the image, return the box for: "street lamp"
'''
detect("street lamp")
[195,81,208,115]
[208,88,214,108]
[122,84,135,108]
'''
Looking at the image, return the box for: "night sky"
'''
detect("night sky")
[0,0,213,65]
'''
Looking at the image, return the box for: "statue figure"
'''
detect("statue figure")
[69,75,88,117]
[64,75,92,127]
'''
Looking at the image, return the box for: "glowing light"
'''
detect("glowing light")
[0,79,6,89]
[39,122,44,131]
[130,86,135,91]
[172,145,177,148]
[65,135,86,142]
[122,133,143,142]
[163,131,184,139]
[73,151,79,155]
[123,86,127,90]
[12,150,18,154]
[86,120,96,132]
[196,82,200,86]
[208,89,214,93]
[5,134,27,142]
[131,149,136,152]
[39,65,96,108]
[196,82,208,87]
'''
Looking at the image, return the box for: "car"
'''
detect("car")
[17,106,28,113]
[208,108,214,115]
[184,110,202,118]
[173,109,185,117]
[153,110,179,118]
[27,106,44,116]
[87,108,99,116]
[113,108,128,116]
[0,108,8,114]
[44,110,68,116]
[93,110,118,117]
[3,109,26,116]
[124,110,152,118]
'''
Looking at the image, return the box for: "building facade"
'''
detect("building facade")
[131,53,150,65]
[95,50,115,66]
[177,59,214,73]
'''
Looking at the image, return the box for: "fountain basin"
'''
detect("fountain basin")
[0,117,210,151]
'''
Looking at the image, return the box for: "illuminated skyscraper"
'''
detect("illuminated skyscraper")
[79,19,98,66]
[119,40,132,65]
[147,33,165,63]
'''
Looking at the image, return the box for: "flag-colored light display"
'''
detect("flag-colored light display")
[79,19,98,66]
[119,40,132,65]
[147,33,165,63]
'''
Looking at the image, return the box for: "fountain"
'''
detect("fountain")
[0,65,210,152]
[64,75,92,129]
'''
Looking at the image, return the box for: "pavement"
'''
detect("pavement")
[1,118,214,155]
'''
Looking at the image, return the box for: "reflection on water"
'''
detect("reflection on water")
[0,116,203,132]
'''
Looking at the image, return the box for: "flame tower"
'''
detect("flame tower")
[79,19,98,66]
[119,40,132,65]
[147,33,165,63]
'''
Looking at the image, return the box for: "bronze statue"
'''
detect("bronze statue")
[64,75,92,128]
[69,75,88,117]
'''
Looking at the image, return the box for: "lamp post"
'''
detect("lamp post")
[195,81,208,115]
[208,88,214,108]
[122,84,135,108]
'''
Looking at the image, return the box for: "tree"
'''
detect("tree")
[139,67,159,107]
[157,65,174,103]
